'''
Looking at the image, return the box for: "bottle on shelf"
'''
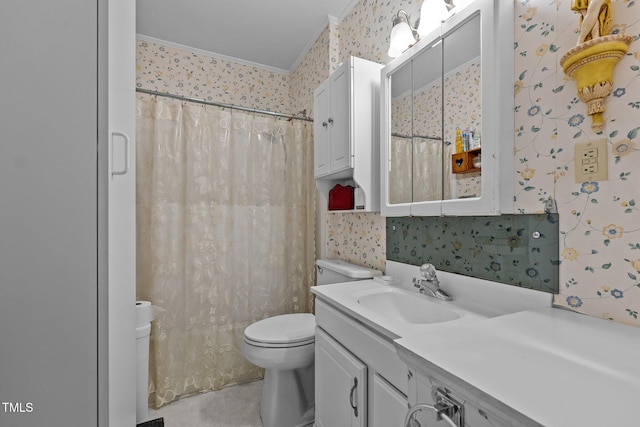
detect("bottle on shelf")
[455,128,463,153]
[474,130,481,149]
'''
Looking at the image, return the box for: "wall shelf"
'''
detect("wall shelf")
[452,148,481,174]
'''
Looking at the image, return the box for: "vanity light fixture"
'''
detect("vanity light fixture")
[388,10,418,58]
[388,0,460,59]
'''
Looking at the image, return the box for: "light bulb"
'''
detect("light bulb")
[417,0,449,37]
[389,20,416,58]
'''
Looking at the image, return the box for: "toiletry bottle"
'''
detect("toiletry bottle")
[455,128,463,153]
[463,129,469,151]
[474,130,481,148]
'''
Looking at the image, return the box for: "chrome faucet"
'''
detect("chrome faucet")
[412,264,452,301]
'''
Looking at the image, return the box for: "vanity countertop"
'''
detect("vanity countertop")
[395,307,640,426]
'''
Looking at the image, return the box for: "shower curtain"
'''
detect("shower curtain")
[390,136,452,203]
[135,97,315,408]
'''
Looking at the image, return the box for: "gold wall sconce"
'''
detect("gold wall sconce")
[560,0,632,134]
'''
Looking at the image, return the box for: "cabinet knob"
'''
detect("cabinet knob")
[328,118,334,124]
[322,121,328,127]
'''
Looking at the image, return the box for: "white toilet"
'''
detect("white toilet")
[242,259,381,427]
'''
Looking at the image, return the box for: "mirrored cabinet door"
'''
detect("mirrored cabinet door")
[389,58,413,206]
[442,13,481,201]
[411,40,443,205]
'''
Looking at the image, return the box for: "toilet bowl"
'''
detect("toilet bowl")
[242,259,381,427]
[243,313,316,427]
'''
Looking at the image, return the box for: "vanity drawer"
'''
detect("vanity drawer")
[315,299,408,395]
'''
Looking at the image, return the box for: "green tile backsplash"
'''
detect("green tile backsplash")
[387,214,559,293]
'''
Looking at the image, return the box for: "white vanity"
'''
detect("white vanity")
[312,261,640,426]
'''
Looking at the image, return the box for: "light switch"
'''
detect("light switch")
[575,139,608,182]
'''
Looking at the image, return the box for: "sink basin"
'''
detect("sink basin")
[357,290,461,324]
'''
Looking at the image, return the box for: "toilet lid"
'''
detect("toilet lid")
[244,313,315,345]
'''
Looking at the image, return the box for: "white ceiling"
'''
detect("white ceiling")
[136,0,359,73]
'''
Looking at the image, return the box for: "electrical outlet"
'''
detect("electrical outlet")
[575,139,608,182]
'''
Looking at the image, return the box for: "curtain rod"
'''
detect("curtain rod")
[136,88,313,122]
[392,132,443,141]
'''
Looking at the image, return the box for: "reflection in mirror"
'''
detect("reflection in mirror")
[443,14,481,200]
[412,40,443,203]
[389,59,413,204]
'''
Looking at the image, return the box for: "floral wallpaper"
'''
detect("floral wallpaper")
[289,26,332,118]
[514,0,640,326]
[136,39,290,113]
[326,212,386,271]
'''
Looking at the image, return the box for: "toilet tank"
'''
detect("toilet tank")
[315,259,382,286]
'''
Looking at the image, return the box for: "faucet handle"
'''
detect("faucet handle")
[420,263,438,280]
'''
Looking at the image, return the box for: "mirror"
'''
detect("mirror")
[442,14,481,201]
[412,40,443,203]
[389,58,413,205]
[388,34,444,206]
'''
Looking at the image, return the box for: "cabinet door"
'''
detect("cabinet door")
[0,1,98,425]
[371,373,408,427]
[314,80,331,177]
[315,328,367,427]
[328,63,352,173]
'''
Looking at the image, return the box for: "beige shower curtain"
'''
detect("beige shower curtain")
[135,97,315,408]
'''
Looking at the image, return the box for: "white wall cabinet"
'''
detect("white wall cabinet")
[314,56,383,212]
[315,300,409,427]
[315,328,367,427]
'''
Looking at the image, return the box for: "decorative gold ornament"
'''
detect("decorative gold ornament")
[560,0,632,134]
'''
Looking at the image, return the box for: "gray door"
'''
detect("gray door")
[0,1,98,425]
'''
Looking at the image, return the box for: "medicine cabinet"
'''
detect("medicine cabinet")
[380,0,514,216]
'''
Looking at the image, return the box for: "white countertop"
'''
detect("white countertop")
[312,263,639,426]
[396,307,640,426]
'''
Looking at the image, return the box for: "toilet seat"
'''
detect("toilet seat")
[244,313,315,348]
